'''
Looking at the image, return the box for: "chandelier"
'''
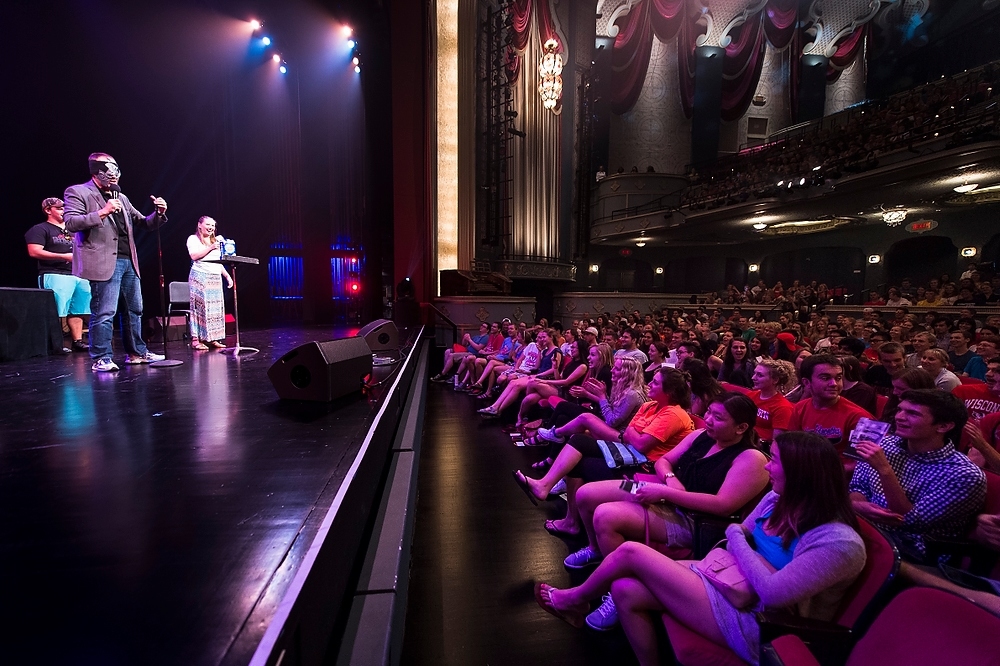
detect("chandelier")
[881,208,907,227]
[538,39,563,110]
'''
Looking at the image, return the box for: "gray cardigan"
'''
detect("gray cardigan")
[696,491,867,665]
[598,389,645,430]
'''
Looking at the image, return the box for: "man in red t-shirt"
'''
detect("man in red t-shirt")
[787,354,872,457]
[952,358,1000,423]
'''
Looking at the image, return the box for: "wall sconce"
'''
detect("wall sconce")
[655,267,664,275]
[961,247,978,257]
[589,264,600,273]
[868,254,881,264]
[748,264,760,272]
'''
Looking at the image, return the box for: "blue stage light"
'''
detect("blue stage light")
[347,39,356,49]
[279,65,287,74]
[355,66,360,74]
[262,36,271,46]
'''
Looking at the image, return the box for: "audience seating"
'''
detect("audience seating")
[926,470,1000,576]
[763,587,1000,666]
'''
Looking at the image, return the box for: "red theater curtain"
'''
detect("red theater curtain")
[507,0,560,85]
[721,14,768,121]
[609,0,685,116]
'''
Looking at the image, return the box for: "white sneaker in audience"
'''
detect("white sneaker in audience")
[564,545,601,569]
[549,479,567,496]
[586,594,618,631]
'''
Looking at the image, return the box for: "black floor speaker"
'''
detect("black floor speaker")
[267,337,373,402]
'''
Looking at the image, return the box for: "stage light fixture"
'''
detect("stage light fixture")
[250,19,261,31]
[272,54,281,63]
[352,57,359,65]
[347,39,356,49]
[342,26,353,38]
[279,65,287,74]
[262,36,271,46]
[355,66,361,73]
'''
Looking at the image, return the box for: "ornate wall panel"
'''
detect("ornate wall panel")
[825,48,866,115]
[803,0,880,57]
[738,42,791,146]
[609,36,692,175]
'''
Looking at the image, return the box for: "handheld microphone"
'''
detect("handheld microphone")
[109,183,121,199]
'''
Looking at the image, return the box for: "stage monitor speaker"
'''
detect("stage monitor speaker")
[357,318,398,352]
[267,337,373,402]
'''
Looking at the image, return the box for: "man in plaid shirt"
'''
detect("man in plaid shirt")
[849,389,986,561]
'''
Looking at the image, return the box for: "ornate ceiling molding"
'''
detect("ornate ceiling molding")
[694,0,769,48]
[803,0,881,57]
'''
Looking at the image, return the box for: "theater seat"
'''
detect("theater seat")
[662,614,746,666]
[766,587,1000,666]
[960,376,986,385]
[874,395,888,419]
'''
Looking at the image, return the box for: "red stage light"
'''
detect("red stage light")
[342,26,353,38]
[351,283,360,292]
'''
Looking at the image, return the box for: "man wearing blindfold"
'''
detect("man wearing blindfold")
[64,152,168,372]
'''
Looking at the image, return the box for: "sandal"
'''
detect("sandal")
[534,582,586,629]
[191,342,210,351]
[522,435,548,447]
[206,340,226,349]
[544,519,580,538]
[531,458,552,470]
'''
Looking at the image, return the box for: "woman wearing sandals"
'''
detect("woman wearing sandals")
[535,432,865,666]
[186,216,232,351]
[513,367,693,537]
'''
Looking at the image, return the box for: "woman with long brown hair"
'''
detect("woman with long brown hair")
[535,432,865,665]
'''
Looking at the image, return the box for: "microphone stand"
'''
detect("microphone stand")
[150,212,183,368]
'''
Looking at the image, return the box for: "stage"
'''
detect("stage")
[0,326,423,665]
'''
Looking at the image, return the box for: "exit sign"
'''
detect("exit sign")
[906,219,938,233]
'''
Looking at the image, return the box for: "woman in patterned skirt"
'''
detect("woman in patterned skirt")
[186,216,232,350]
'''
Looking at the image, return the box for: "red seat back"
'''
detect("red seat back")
[984,470,1000,515]
[874,395,888,419]
[832,518,899,630]
[847,587,1000,666]
[959,376,986,385]
[691,414,707,430]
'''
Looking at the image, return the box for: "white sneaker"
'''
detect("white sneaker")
[564,546,602,570]
[549,479,567,496]
[124,352,165,364]
[586,594,618,631]
[92,358,120,372]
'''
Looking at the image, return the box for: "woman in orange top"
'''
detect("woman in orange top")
[514,367,695,513]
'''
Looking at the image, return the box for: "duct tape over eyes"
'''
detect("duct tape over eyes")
[89,158,121,187]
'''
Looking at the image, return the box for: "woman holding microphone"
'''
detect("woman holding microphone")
[186,216,233,350]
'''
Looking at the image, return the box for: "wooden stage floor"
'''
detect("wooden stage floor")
[0,326,397,665]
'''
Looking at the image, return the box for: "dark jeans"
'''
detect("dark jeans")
[88,257,149,361]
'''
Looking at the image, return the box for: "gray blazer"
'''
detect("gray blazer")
[63,179,166,281]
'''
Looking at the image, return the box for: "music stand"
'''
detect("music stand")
[207,255,260,356]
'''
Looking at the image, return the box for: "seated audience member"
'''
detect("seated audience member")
[707,337,755,388]
[615,328,649,364]
[881,367,936,427]
[964,336,999,381]
[478,330,560,416]
[535,432,866,666]
[563,393,770,628]
[464,322,520,395]
[513,367,694,524]
[839,355,878,416]
[907,331,935,369]
[787,354,872,458]
[680,358,724,417]
[850,389,987,561]
[948,328,977,375]
[514,339,590,426]
[775,332,809,366]
[644,341,670,382]
[431,322,490,382]
[725,358,796,446]
[863,341,907,395]
[952,356,1000,422]
[919,347,961,392]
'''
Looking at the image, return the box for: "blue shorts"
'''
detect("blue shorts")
[41,273,91,316]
